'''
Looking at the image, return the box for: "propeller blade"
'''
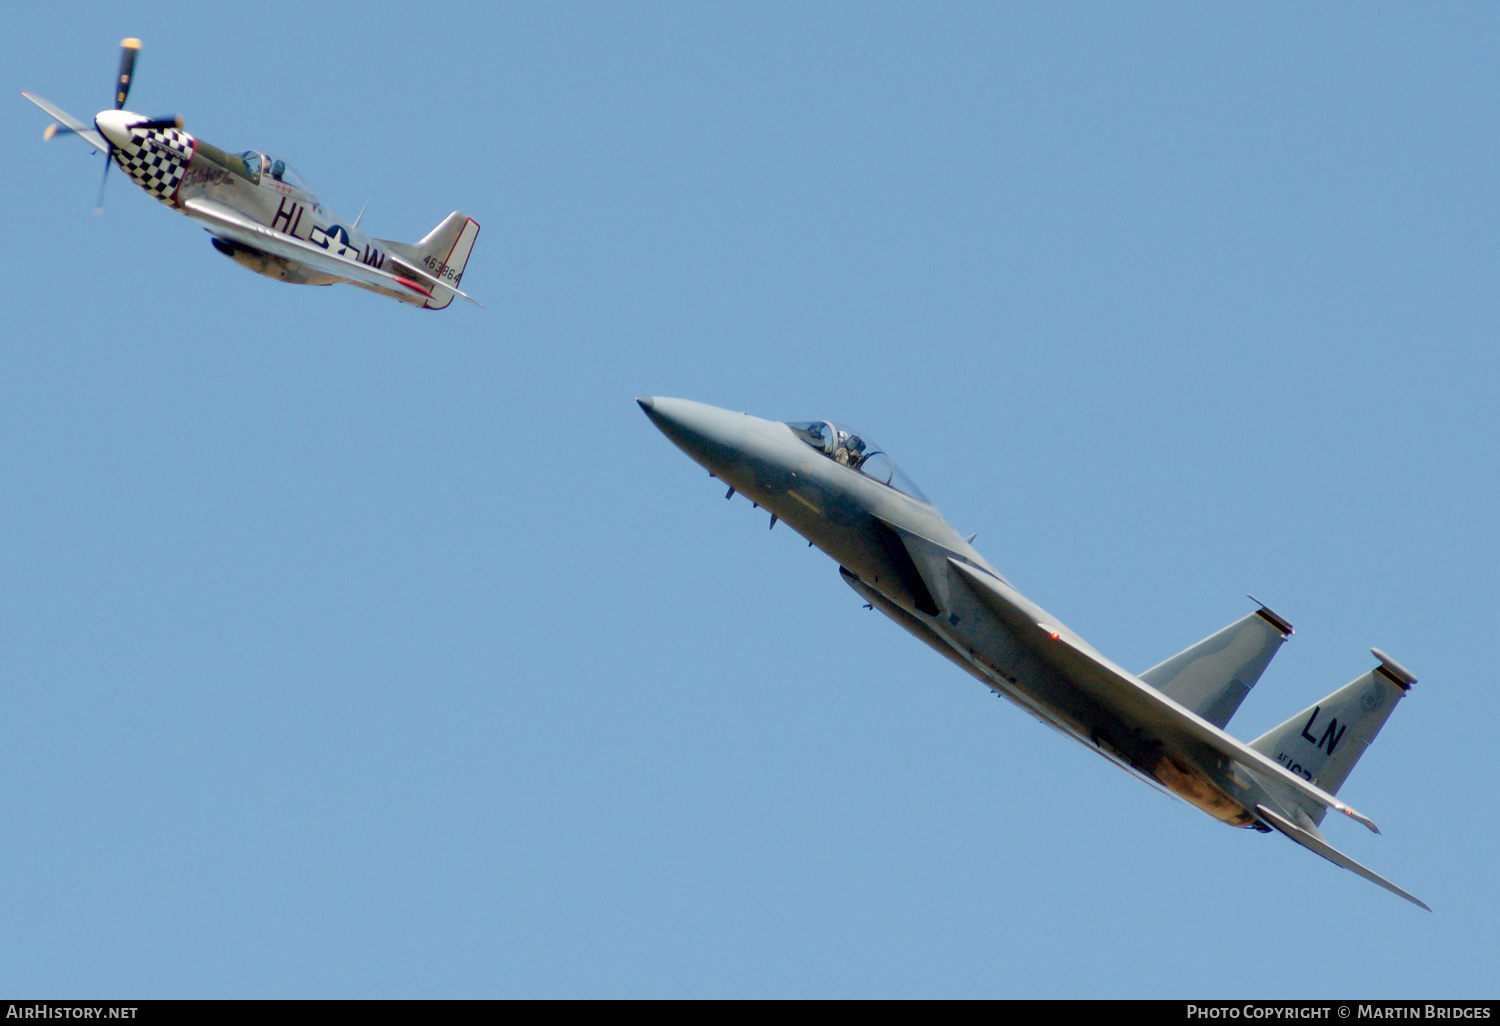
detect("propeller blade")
[114,38,141,110]
[93,149,112,215]
[41,121,137,142]
[45,119,177,143]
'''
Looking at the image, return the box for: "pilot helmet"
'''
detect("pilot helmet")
[852,438,874,467]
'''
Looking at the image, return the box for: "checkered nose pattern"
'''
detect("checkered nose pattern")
[109,125,193,205]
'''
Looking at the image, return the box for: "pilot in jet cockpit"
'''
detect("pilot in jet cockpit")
[786,419,929,503]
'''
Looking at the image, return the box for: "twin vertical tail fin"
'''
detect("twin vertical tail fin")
[1249,648,1416,822]
[1139,599,1293,729]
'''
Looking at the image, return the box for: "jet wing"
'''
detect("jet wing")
[22,91,109,153]
[181,197,481,307]
[1256,804,1428,910]
[946,558,1382,834]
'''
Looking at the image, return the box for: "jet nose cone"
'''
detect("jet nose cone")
[94,109,140,149]
[635,396,718,436]
[636,396,749,477]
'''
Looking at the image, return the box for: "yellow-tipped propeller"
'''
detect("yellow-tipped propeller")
[88,38,180,214]
[115,38,141,109]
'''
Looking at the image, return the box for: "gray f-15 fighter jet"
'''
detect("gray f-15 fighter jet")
[639,396,1426,909]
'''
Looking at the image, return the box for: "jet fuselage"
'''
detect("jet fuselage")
[639,396,1289,830]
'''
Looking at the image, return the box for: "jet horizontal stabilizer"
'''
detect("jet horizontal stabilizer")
[1256,804,1428,910]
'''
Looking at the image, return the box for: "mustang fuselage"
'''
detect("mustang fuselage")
[93,109,460,302]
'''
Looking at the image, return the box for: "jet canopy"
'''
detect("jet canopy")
[786,420,929,502]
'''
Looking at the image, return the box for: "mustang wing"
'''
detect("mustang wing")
[182,197,479,306]
[946,557,1381,834]
[22,91,109,153]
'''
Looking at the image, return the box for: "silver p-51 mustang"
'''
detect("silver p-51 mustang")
[639,396,1427,909]
[23,39,480,309]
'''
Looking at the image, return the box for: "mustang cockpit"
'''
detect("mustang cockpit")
[787,420,929,502]
[195,143,316,197]
[237,150,315,195]
[189,139,313,199]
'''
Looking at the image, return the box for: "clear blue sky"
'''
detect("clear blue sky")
[4,2,1497,998]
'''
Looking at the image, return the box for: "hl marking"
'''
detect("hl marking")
[271,195,303,236]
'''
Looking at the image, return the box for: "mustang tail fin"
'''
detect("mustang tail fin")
[1249,648,1416,822]
[374,212,481,310]
[1139,599,1293,728]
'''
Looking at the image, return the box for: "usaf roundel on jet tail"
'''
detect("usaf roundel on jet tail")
[22,38,481,310]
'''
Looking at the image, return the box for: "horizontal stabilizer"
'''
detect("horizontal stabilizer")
[22,91,108,153]
[1256,804,1428,910]
[1139,601,1292,728]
